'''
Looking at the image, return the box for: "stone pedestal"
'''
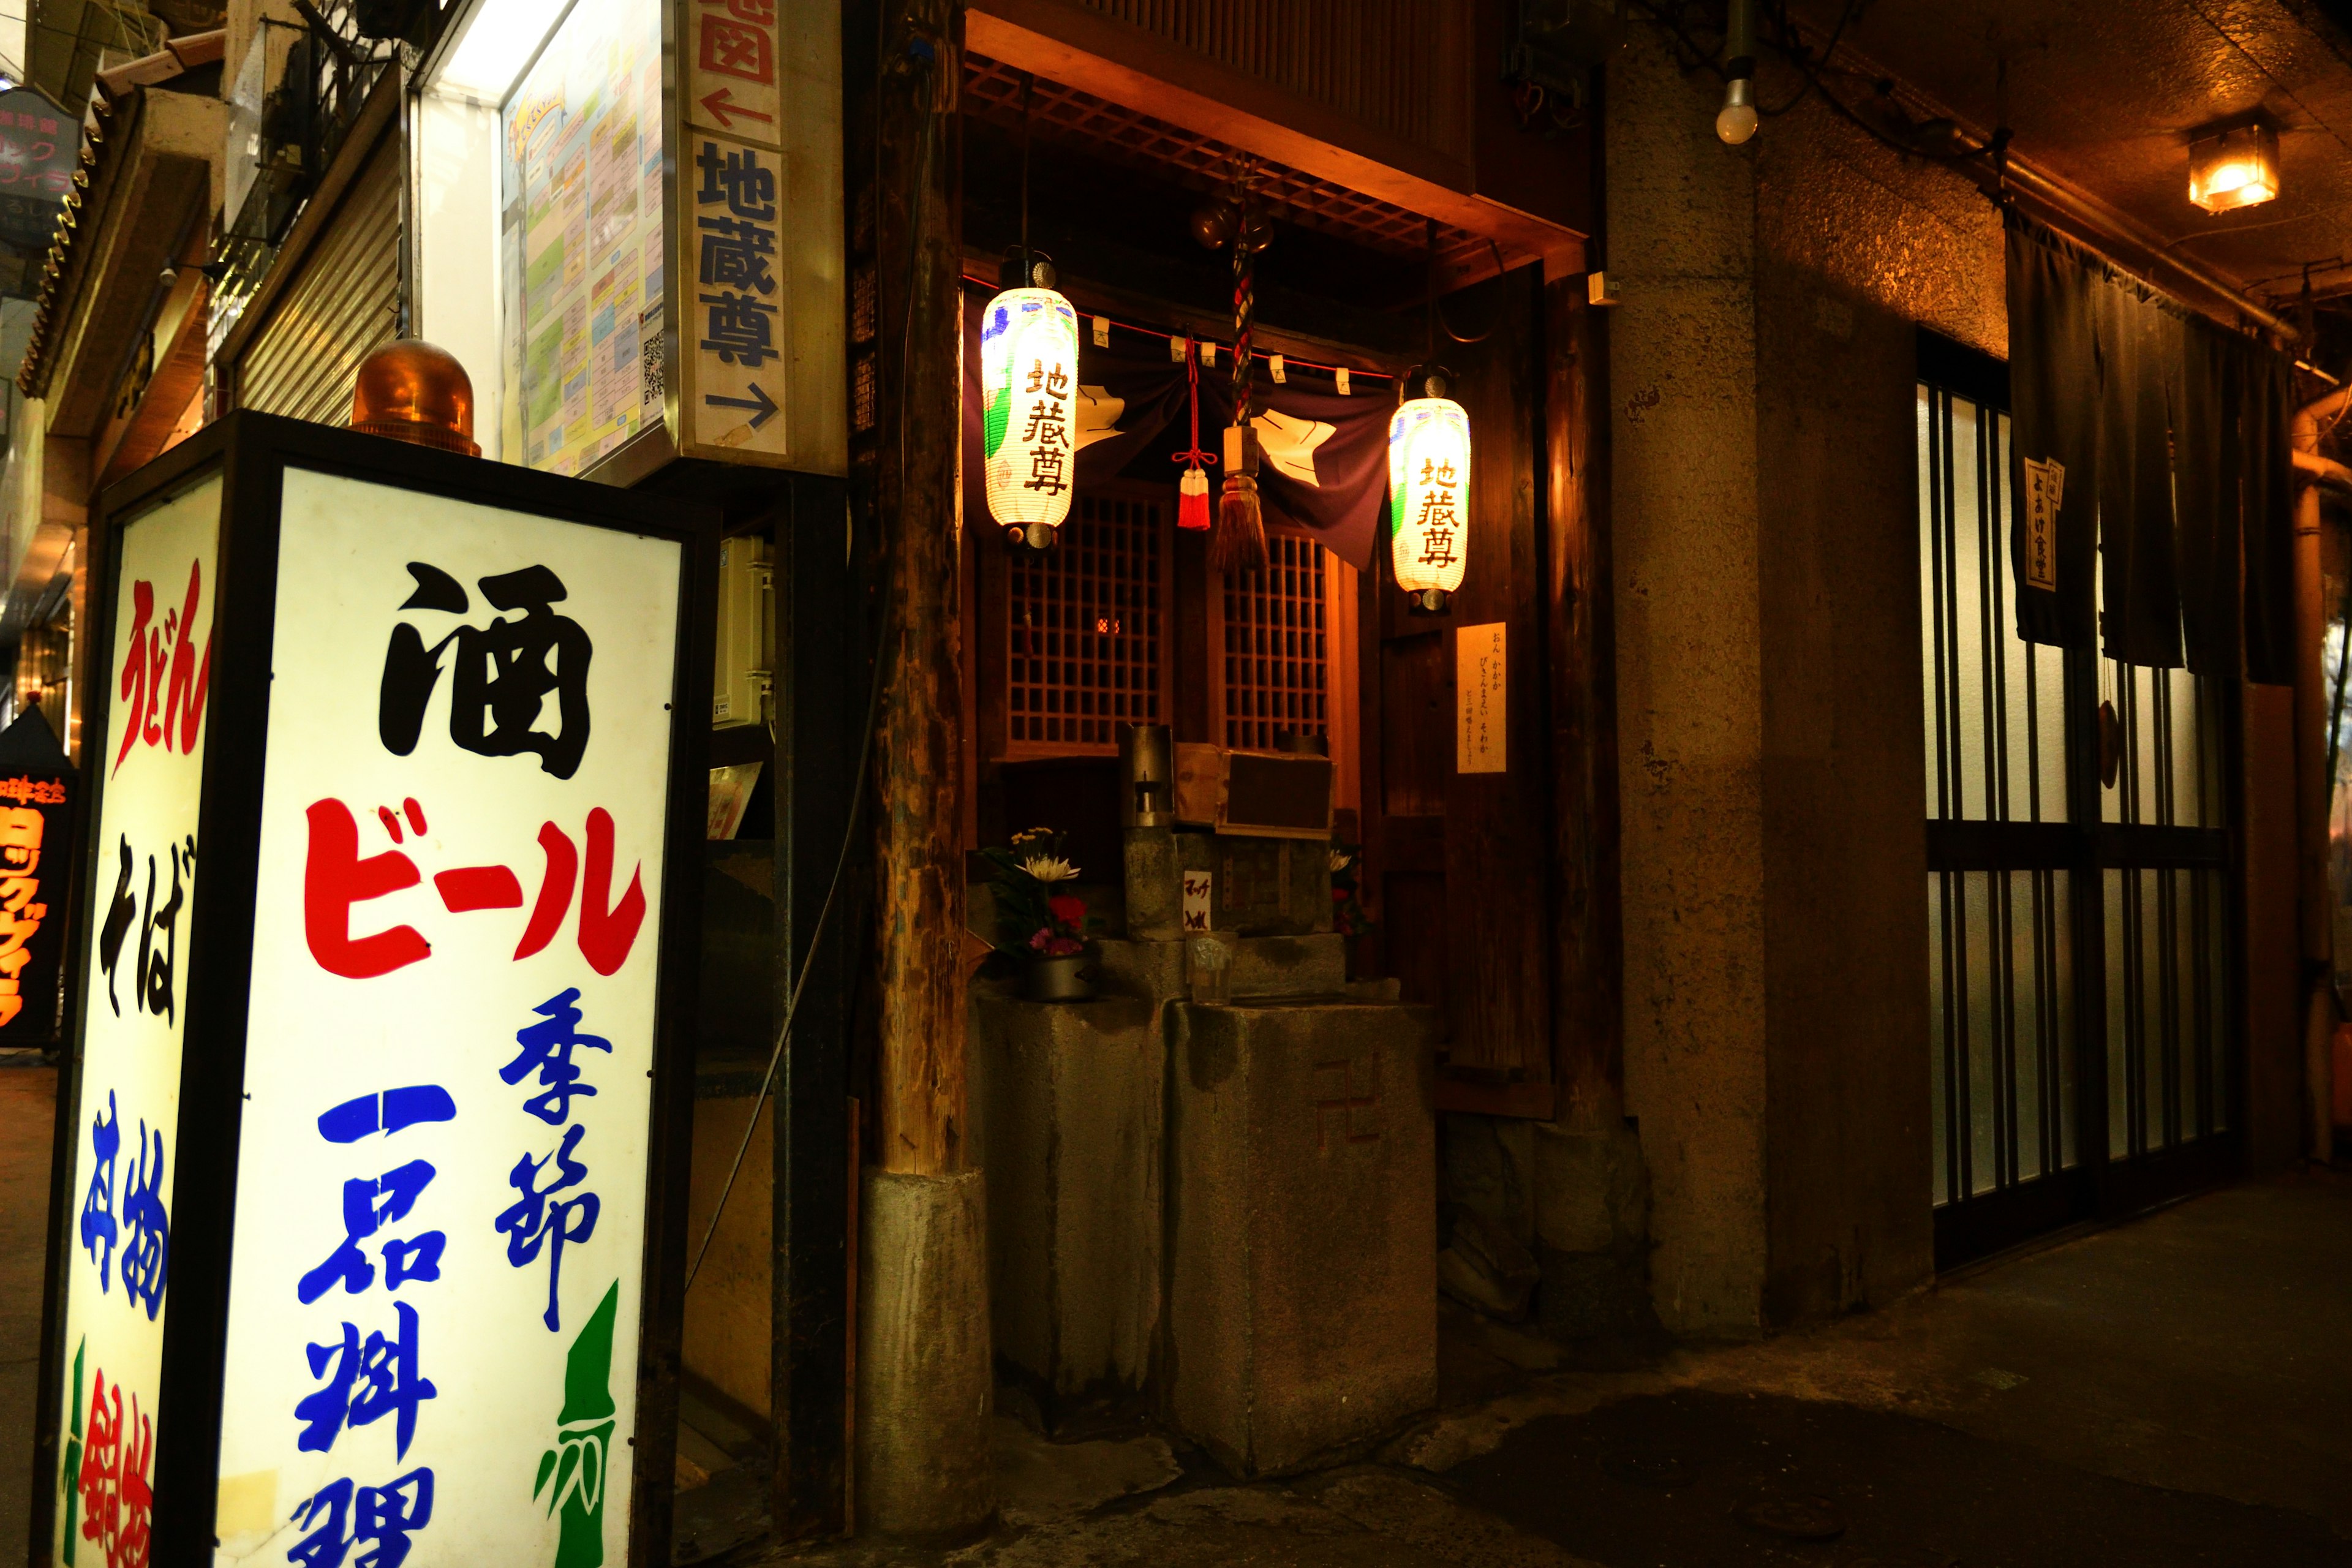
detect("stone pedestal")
[1165,998,1440,1475]
[970,993,1164,1408]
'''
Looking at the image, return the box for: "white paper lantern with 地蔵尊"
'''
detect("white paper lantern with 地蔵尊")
[982,285,1082,548]
[1388,383,1471,612]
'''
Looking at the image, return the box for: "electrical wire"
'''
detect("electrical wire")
[1756,0,1857,117]
[1436,238,1507,345]
[685,41,934,1295]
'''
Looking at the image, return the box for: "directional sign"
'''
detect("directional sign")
[669,0,841,469]
[696,88,772,132]
[703,382,777,428]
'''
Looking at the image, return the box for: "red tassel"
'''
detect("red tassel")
[1212,472,1267,576]
[1178,464,1212,531]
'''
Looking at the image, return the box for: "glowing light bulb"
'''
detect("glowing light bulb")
[1717,77,1758,146]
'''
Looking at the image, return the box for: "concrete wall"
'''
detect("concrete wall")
[1609,36,1971,1333]
[1751,92,1945,1322]
[682,1091,772,1419]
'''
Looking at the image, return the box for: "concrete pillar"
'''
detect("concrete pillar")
[855,1170,993,1536]
[1606,26,1770,1337]
[1604,29,1936,1335]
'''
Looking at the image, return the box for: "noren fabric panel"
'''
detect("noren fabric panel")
[2095,277,2184,668]
[2005,217,2100,648]
[2243,347,2297,686]
[2173,319,2243,679]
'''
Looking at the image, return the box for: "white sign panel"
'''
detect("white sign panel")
[2021,455,2064,594]
[1456,622,1506,775]
[1181,872,1212,933]
[50,474,222,1567]
[209,469,680,1566]
[671,0,843,471]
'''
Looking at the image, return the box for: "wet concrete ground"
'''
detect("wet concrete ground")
[752,1170,2352,1568]
[1,1063,2345,1566]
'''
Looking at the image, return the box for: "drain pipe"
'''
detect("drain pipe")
[2293,382,2352,1164]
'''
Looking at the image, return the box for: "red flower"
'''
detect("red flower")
[1047,894,1087,930]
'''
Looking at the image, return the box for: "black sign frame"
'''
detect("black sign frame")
[29,410,716,1567]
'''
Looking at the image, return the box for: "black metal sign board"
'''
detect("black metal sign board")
[31,412,714,1567]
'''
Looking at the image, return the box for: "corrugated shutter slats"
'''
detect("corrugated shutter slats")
[237,134,399,426]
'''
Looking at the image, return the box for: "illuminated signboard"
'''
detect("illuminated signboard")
[424,0,842,478]
[499,0,666,477]
[0,86,75,251]
[0,707,76,1044]
[34,413,712,1566]
[42,470,219,1567]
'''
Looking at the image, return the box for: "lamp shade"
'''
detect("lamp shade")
[981,286,1082,533]
[1388,395,1471,599]
[2188,121,2279,213]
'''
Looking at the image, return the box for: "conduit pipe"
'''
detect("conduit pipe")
[2292,381,2352,1163]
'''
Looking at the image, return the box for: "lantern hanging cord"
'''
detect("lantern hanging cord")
[1432,228,1507,346]
[955,273,1395,386]
[688,40,933,1295]
[1172,333,1215,472]
[1018,69,1034,280]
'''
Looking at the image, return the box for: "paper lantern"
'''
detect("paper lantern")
[2188,120,2279,213]
[1388,387,1471,612]
[981,285,1082,547]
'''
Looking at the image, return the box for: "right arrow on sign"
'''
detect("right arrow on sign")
[706,383,778,429]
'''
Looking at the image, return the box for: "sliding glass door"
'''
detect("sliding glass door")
[1917,334,2241,1268]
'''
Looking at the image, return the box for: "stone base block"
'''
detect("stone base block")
[1167,998,1440,1476]
[856,1168,994,1538]
[1095,933,1347,1002]
[970,995,1163,1404]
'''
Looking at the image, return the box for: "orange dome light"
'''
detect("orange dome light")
[351,339,481,456]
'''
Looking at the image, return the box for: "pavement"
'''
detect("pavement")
[0,1060,2345,1566]
[1,1063,56,1566]
[748,1169,2352,1568]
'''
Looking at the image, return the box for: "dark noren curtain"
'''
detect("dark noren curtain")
[2004,216,2299,684]
[2243,347,2297,686]
[2174,318,2243,678]
[2095,274,2184,668]
[2005,214,2100,649]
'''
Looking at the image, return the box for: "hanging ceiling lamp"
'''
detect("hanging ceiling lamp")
[2187,116,2280,214]
[1389,370,1469,614]
[984,72,1079,551]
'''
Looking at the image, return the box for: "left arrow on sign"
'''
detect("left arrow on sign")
[705,383,778,429]
[699,88,775,130]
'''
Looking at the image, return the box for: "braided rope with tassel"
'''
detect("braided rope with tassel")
[1212,176,1268,576]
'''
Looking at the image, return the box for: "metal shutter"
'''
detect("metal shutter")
[236,131,399,426]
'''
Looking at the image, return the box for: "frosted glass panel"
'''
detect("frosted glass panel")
[1918,390,2068,826]
[2106,867,2129,1158]
[1929,872,1949,1207]
[1929,866,2078,1206]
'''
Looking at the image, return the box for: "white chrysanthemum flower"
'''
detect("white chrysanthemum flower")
[1329,848,1353,874]
[1022,854,1080,883]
